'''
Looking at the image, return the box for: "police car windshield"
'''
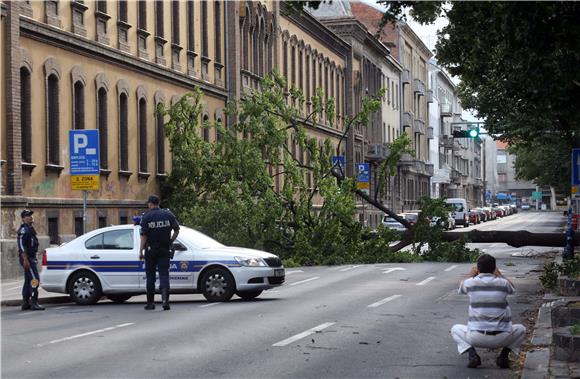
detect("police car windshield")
[178,226,225,249]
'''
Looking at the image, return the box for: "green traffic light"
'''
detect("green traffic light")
[468,128,479,138]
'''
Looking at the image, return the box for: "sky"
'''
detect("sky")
[358,0,480,122]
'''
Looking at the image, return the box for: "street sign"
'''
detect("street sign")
[532,191,542,200]
[332,156,345,172]
[356,163,370,194]
[69,130,100,191]
[71,175,99,190]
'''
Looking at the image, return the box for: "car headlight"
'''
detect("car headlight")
[234,256,267,267]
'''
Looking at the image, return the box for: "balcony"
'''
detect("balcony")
[366,143,389,162]
[398,153,414,170]
[450,169,460,181]
[415,160,425,175]
[426,89,434,104]
[426,126,434,139]
[425,163,434,176]
[440,136,454,150]
[414,119,425,135]
[453,140,461,151]
[413,78,425,96]
[401,69,411,85]
[402,111,413,128]
[475,178,484,187]
[440,102,452,116]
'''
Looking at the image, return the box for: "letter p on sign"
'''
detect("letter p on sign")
[73,134,88,154]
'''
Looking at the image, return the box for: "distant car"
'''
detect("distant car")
[382,215,407,232]
[401,212,421,226]
[431,213,456,230]
[482,207,496,220]
[521,203,531,210]
[474,207,487,222]
[468,210,480,225]
[40,225,285,305]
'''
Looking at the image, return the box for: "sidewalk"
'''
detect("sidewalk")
[1,278,70,306]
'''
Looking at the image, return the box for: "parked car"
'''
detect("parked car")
[445,198,469,228]
[40,225,285,305]
[468,210,480,225]
[493,206,505,218]
[382,215,407,232]
[521,203,531,210]
[482,207,496,220]
[474,207,487,222]
[431,212,456,230]
[401,211,421,226]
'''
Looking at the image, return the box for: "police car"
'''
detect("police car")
[40,225,285,305]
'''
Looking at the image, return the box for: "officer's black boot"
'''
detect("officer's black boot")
[21,297,31,311]
[30,294,45,311]
[496,347,511,368]
[144,292,155,310]
[162,289,170,311]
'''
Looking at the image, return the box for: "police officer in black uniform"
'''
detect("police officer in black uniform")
[17,210,45,311]
[139,195,180,311]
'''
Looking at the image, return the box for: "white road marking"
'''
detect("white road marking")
[339,265,362,272]
[18,312,39,317]
[383,267,406,274]
[444,265,458,272]
[367,294,402,308]
[289,277,320,286]
[200,302,220,308]
[272,322,335,347]
[53,306,69,310]
[36,323,134,347]
[2,285,24,291]
[416,276,436,286]
[285,270,303,275]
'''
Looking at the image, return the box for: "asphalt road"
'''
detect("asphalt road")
[1,211,564,379]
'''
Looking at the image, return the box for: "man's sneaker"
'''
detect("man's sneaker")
[467,348,482,368]
[496,349,510,368]
[144,303,155,310]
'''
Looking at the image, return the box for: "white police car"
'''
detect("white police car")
[40,225,285,305]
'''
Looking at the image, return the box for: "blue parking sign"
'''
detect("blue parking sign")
[69,130,100,175]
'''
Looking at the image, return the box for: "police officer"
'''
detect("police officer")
[139,195,180,311]
[17,210,45,311]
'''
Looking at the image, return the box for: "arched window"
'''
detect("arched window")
[298,48,303,93]
[253,20,259,74]
[47,74,60,165]
[203,114,210,141]
[283,40,288,89]
[97,87,108,169]
[215,116,223,142]
[119,93,129,172]
[138,98,148,173]
[290,44,296,88]
[242,9,250,70]
[20,67,32,163]
[258,18,264,76]
[305,52,310,101]
[73,81,85,130]
[156,106,165,174]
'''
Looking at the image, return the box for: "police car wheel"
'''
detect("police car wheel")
[108,295,132,304]
[201,268,235,302]
[236,290,263,300]
[68,271,102,305]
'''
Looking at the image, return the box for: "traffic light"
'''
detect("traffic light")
[452,127,480,138]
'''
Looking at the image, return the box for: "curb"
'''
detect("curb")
[1,296,71,307]
[521,297,557,379]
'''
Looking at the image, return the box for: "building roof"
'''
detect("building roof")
[308,0,352,18]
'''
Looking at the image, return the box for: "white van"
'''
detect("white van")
[445,198,469,227]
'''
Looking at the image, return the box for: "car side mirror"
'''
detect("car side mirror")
[172,242,187,251]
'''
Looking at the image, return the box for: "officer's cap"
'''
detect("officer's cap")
[21,209,34,218]
[147,195,160,205]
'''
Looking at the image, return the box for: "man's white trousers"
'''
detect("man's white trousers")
[451,324,527,354]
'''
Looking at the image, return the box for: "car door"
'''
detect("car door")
[83,228,140,290]
[138,240,194,290]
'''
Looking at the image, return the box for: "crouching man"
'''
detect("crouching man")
[451,254,526,369]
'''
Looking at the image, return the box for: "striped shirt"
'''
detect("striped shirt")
[458,273,515,332]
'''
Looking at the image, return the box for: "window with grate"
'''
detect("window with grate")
[73,81,85,130]
[48,217,59,245]
[119,216,128,225]
[119,0,127,22]
[97,0,106,13]
[20,67,32,163]
[97,87,108,169]
[98,216,107,229]
[138,98,148,172]
[74,217,83,237]
[171,0,179,45]
[214,1,221,63]
[138,0,146,29]
[156,109,165,174]
[201,1,208,57]
[47,74,60,165]
[155,0,164,38]
[119,93,129,171]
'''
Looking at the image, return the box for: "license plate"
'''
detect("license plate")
[274,269,285,277]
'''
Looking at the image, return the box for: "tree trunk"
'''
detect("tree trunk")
[550,186,557,210]
[441,229,572,248]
